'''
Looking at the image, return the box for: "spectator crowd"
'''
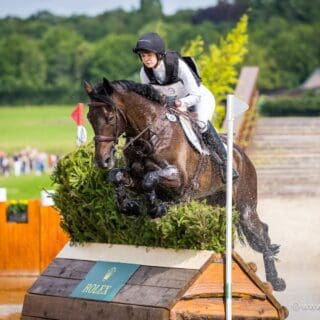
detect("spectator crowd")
[0,147,59,177]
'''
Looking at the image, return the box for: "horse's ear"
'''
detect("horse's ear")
[84,80,93,95]
[103,77,113,95]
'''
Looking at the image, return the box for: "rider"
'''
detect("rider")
[133,32,238,182]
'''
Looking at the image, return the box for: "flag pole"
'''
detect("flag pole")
[71,103,87,146]
[225,95,234,320]
[225,95,249,320]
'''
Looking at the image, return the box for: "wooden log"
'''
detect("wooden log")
[42,258,95,279]
[22,244,213,320]
[181,262,266,300]
[22,294,169,320]
[171,297,279,320]
[21,245,288,320]
[127,265,197,288]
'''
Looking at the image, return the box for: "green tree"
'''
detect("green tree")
[140,0,163,19]
[0,34,46,91]
[182,14,248,127]
[88,34,139,81]
[40,26,89,89]
[237,0,320,23]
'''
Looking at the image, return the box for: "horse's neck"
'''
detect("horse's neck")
[125,100,163,135]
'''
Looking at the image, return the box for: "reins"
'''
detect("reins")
[89,95,207,198]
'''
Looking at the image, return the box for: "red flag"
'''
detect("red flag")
[71,103,84,126]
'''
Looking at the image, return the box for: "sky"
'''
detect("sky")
[0,0,218,18]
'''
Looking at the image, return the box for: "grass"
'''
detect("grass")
[0,105,94,199]
[0,105,93,155]
[0,174,54,200]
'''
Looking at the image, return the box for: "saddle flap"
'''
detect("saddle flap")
[179,115,207,155]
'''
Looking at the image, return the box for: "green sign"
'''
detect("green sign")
[70,261,139,301]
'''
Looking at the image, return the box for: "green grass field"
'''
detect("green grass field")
[0,105,93,154]
[0,175,53,200]
[0,105,94,200]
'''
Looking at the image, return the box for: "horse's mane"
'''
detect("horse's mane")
[112,80,163,105]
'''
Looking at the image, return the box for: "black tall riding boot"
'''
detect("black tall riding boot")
[202,121,239,183]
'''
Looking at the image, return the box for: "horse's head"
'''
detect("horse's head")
[84,78,126,169]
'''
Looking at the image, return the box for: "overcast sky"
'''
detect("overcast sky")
[0,0,218,18]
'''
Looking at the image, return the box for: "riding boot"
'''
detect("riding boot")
[202,121,239,183]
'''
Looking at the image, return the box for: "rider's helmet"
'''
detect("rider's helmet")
[133,32,165,58]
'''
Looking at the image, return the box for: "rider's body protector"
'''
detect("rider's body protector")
[140,56,214,128]
[143,51,201,87]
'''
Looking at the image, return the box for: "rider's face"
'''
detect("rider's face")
[140,52,158,68]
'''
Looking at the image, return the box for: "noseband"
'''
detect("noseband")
[88,100,127,144]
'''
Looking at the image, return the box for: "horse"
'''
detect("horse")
[84,77,286,291]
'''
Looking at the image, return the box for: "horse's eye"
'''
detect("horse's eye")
[108,115,115,122]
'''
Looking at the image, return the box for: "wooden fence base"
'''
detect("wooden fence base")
[21,243,288,320]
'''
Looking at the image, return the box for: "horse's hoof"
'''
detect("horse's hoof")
[270,277,286,291]
[122,200,140,216]
[150,204,167,219]
[108,169,124,185]
[142,172,159,191]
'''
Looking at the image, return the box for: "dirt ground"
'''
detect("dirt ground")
[235,195,320,320]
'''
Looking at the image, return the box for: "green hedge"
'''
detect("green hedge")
[258,91,320,116]
[51,143,239,252]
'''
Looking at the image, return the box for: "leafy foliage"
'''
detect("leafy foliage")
[182,14,248,127]
[258,91,320,116]
[51,143,239,251]
[0,1,319,103]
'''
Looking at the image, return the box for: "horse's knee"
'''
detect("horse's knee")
[108,168,127,185]
[142,172,159,191]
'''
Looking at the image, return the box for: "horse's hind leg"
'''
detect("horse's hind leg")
[239,204,286,291]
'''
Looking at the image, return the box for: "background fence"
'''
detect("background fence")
[0,200,68,275]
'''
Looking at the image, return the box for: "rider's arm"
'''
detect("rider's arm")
[177,59,201,109]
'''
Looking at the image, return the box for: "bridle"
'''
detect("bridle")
[88,98,127,144]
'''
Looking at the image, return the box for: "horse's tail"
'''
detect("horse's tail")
[236,223,246,246]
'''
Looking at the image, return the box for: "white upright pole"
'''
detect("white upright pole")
[225,95,234,320]
[225,94,249,320]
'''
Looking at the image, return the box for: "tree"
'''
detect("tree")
[40,26,89,89]
[88,34,139,81]
[236,0,320,23]
[182,14,248,127]
[0,34,46,91]
[140,0,163,18]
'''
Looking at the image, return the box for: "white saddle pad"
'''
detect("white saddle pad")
[179,115,208,154]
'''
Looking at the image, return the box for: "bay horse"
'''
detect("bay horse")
[84,77,286,291]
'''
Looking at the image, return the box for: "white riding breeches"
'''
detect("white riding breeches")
[195,84,215,131]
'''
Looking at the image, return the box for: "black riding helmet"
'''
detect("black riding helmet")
[133,32,165,57]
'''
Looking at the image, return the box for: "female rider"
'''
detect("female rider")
[133,32,238,182]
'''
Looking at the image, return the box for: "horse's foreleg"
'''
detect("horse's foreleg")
[108,168,140,216]
[142,165,181,218]
[239,205,286,291]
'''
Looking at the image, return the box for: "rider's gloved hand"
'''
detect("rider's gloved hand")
[175,99,187,112]
[162,95,177,107]
[174,99,181,107]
